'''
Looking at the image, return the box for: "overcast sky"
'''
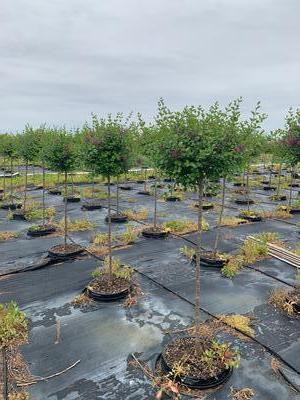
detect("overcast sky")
[1,0,299,132]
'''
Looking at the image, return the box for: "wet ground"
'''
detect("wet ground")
[0,176,299,399]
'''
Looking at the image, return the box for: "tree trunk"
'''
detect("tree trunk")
[71,174,74,196]
[42,162,46,226]
[195,178,204,337]
[276,163,282,197]
[116,176,119,215]
[64,171,68,249]
[269,164,272,186]
[10,158,13,203]
[3,156,6,198]
[213,177,226,255]
[154,179,158,229]
[92,176,95,199]
[246,168,250,212]
[288,166,294,207]
[107,175,112,281]
[23,160,28,213]
[242,170,246,187]
[57,172,60,187]
[144,169,147,192]
[2,347,8,400]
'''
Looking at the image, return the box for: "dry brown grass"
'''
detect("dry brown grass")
[230,387,255,400]
[123,208,149,220]
[0,231,19,241]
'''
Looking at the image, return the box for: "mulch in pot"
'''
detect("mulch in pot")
[270,194,287,201]
[137,190,151,196]
[0,202,22,210]
[86,274,131,301]
[238,212,262,222]
[81,200,102,210]
[63,196,81,203]
[12,210,27,221]
[165,196,181,202]
[48,243,84,260]
[48,188,62,195]
[194,202,214,210]
[119,185,133,191]
[286,290,300,316]
[234,197,254,205]
[142,226,169,239]
[105,214,128,223]
[27,225,56,237]
[192,251,228,268]
[263,185,276,191]
[160,337,233,390]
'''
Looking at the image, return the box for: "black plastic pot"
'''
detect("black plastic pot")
[136,180,145,184]
[293,302,300,314]
[289,183,300,188]
[238,213,262,222]
[262,180,270,185]
[119,185,133,191]
[148,175,156,179]
[163,178,174,183]
[12,211,27,221]
[105,214,128,223]
[289,208,300,215]
[165,196,181,202]
[233,182,242,187]
[192,253,227,268]
[195,203,214,210]
[203,192,217,197]
[137,191,151,196]
[86,283,130,302]
[234,197,254,205]
[63,196,81,203]
[104,182,115,186]
[27,226,56,237]
[263,186,276,191]
[81,202,102,210]
[48,188,62,195]
[271,195,287,201]
[48,244,84,260]
[142,228,169,239]
[160,352,232,390]
[0,203,22,210]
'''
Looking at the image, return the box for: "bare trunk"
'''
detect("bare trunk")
[107,175,112,280]
[269,165,272,186]
[116,176,119,215]
[10,158,13,203]
[213,177,226,255]
[2,347,8,400]
[92,177,95,199]
[276,163,282,197]
[144,169,147,192]
[23,160,28,212]
[242,170,246,186]
[288,167,294,207]
[64,171,68,249]
[195,178,204,337]
[3,157,6,197]
[71,174,74,196]
[57,172,60,187]
[154,178,158,228]
[246,168,250,212]
[42,162,46,226]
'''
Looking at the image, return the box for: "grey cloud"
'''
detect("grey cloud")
[0,0,299,131]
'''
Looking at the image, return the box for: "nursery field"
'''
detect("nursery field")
[0,167,300,400]
[0,103,300,400]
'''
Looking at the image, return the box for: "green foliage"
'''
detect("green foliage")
[201,340,240,372]
[44,128,78,173]
[17,125,42,162]
[152,98,264,187]
[0,302,28,348]
[0,133,18,159]
[280,108,300,166]
[163,219,209,234]
[82,113,136,178]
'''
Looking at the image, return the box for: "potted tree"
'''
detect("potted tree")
[280,108,300,213]
[0,302,28,400]
[0,135,21,210]
[153,99,240,389]
[269,130,287,201]
[236,104,267,221]
[12,126,41,220]
[83,113,135,300]
[27,127,57,236]
[45,129,83,259]
[137,117,169,238]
